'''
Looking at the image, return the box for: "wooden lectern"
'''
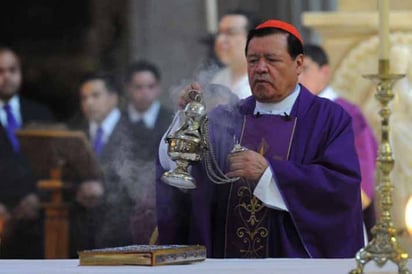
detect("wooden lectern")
[16,129,100,259]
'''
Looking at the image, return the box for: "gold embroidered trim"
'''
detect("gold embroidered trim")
[235,185,269,257]
[224,116,247,257]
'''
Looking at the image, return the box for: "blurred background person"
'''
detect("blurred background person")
[124,60,173,244]
[210,10,259,99]
[174,10,258,110]
[299,43,378,240]
[69,72,135,256]
[0,46,53,258]
[124,60,174,161]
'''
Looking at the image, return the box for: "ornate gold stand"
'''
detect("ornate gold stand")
[350,60,410,274]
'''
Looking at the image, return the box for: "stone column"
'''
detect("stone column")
[128,0,208,103]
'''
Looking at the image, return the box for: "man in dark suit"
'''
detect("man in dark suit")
[124,60,173,161]
[124,61,173,244]
[69,72,136,256]
[0,47,53,258]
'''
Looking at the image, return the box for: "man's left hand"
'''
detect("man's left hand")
[226,150,268,182]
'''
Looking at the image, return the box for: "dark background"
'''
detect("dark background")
[0,0,335,121]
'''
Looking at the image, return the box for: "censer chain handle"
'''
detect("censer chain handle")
[201,118,240,184]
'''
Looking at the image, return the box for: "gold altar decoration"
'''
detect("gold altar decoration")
[350,4,410,273]
[332,35,412,256]
[350,59,409,274]
[350,4,408,274]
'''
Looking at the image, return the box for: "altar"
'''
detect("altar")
[0,259,410,274]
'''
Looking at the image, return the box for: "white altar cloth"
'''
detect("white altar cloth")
[0,258,410,274]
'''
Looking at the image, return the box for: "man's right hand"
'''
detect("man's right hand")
[226,150,269,182]
[76,180,104,208]
[177,82,203,109]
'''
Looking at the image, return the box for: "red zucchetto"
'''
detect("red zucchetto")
[255,19,303,45]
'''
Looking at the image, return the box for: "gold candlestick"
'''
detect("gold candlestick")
[350,59,409,274]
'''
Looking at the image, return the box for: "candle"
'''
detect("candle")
[205,0,218,34]
[378,0,390,60]
[406,196,412,235]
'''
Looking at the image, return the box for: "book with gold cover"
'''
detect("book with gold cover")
[78,245,207,266]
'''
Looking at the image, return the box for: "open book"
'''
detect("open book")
[78,245,207,266]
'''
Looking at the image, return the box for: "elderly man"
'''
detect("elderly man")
[156,20,364,258]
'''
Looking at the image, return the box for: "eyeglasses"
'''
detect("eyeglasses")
[216,28,246,38]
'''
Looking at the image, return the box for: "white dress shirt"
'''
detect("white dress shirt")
[89,108,121,145]
[211,68,252,99]
[318,86,339,101]
[0,95,22,128]
[127,101,160,129]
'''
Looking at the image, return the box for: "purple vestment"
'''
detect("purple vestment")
[156,85,364,258]
[335,98,378,239]
[335,98,377,200]
[224,114,297,258]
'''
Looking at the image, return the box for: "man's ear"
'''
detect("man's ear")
[111,93,119,106]
[320,64,331,80]
[295,54,304,74]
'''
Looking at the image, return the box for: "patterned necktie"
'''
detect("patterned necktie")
[3,104,20,151]
[93,126,104,156]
